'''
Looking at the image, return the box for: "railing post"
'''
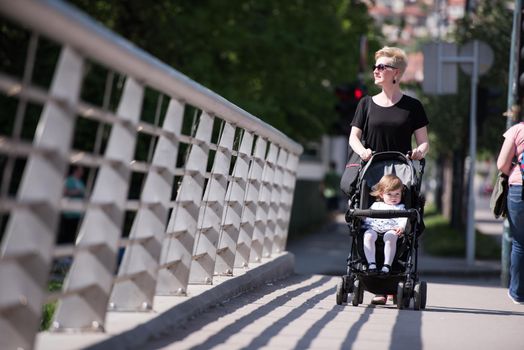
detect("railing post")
[0,46,83,350]
[52,77,144,331]
[214,130,254,275]
[275,153,300,253]
[189,121,235,284]
[272,150,288,253]
[263,148,286,257]
[235,137,267,267]
[252,143,278,262]
[109,99,184,311]
[157,112,213,295]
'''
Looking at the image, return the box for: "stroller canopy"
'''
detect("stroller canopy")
[359,152,417,189]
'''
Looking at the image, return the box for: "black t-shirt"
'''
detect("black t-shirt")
[350,94,429,154]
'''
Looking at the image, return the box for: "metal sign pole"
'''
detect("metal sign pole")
[439,40,485,266]
[423,39,493,265]
[466,40,480,265]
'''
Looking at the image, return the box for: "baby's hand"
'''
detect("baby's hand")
[394,227,404,236]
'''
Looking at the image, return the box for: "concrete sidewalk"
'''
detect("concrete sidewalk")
[143,274,524,350]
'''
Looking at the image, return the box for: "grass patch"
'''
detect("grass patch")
[421,205,501,260]
[40,280,62,331]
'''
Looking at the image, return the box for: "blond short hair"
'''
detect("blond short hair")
[375,46,408,76]
[370,174,404,199]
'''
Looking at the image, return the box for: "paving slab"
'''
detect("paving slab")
[145,274,524,350]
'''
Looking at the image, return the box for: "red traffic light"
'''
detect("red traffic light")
[353,88,363,100]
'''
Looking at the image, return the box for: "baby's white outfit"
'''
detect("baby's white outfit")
[363,202,407,271]
[364,202,407,232]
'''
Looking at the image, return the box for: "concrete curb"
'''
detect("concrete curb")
[86,252,295,350]
[35,253,294,350]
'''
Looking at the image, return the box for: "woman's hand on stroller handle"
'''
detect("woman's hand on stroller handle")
[359,148,373,161]
[407,148,425,160]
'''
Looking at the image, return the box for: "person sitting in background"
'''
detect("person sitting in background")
[57,165,85,244]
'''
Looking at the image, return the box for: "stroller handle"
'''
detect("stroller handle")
[346,208,419,220]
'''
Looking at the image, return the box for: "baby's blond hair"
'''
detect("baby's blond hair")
[370,174,404,200]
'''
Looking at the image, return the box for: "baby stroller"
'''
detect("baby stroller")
[335,151,427,310]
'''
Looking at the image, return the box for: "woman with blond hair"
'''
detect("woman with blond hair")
[348,46,429,305]
[349,46,429,162]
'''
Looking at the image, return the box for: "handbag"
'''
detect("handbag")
[340,150,362,196]
[340,97,369,197]
[489,171,509,218]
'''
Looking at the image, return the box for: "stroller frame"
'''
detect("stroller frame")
[336,151,427,310]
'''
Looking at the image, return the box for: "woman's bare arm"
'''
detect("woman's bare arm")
[349,126,372,161]
[497,136,515,175]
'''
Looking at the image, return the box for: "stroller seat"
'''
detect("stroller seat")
[336,151,427,310]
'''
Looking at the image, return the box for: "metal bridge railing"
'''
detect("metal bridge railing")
[0,1,303,349]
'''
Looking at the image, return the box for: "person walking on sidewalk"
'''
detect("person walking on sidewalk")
[496,122,524,305]
[349,46,429,304]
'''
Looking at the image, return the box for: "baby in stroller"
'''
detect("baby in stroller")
[336,151,427,310]
[363,174,407,275]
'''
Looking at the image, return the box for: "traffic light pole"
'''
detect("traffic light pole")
[501,0,523,287]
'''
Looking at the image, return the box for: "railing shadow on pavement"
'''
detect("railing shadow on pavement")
[339,306,376,350]
[147,275,333,350]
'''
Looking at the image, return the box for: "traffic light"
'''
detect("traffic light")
[333,81,367,134]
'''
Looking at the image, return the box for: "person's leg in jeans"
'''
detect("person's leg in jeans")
[363,229,378,270]
[508,185,524,302]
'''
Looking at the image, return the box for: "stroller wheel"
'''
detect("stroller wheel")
[351,279,362,306]
[343,274,354,293]
[336,278,346,305]
[413,281,427,310]
[396,282,410,309]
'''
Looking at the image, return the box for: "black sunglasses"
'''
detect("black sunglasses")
[372,64,397,71]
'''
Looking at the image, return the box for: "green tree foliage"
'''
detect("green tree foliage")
[417,0,511,228]
[66,0,381,143]
[454,0,511,155]
[422,0,511,157]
